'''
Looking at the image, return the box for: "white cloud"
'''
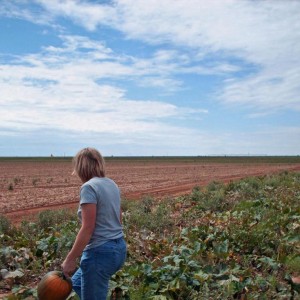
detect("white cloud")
[221,67,300,111]
[25,0,300,112]
[113,1,300,112]
[45,35,112,56]
[0,34,207,139]
[138,76,183,92]
[0,0,64,31]
[0,0,299,155]
[37,0,117,31]
[112,1,300,65]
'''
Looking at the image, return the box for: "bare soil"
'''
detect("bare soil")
[1,158,300,224]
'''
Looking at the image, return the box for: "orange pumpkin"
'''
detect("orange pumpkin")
[37,271,72,300]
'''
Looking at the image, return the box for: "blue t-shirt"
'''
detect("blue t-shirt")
[77,177,123,250]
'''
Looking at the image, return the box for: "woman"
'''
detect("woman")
[62,147,126,300]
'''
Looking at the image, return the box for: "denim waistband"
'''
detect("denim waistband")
[110,236,124,243]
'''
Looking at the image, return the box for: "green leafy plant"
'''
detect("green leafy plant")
[1,171,299,299]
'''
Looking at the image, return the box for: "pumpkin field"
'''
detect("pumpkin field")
[0,157,300,299]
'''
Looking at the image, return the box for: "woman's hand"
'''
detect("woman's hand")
[62,257,77,278]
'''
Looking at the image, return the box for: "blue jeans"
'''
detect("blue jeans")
[72,237,126,300]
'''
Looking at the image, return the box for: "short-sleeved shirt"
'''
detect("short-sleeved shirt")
[77,177,123,250]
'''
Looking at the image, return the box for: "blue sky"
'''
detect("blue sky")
[0,0,300,156]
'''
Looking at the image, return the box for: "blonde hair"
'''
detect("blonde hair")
[73,147,106,182]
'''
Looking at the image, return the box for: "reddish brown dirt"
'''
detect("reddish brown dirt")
[1,158,300,224]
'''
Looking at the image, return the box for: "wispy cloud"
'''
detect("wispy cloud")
[0,34,207,138]
[221,69,300,112]
[0,0,299,155]
[22,0,300,112]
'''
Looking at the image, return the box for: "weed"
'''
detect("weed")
[0,214,11,234]
[206,180,224,192]
[124,197,175,235]
[13,176,22,185]
[37,209,77,230]
[190,186,202,202]
[141,195,154,213]
[46,177,53,183]
[32,178,39,186]
[7,182,14,190]
[285,255,300,273]
[190,183,228,212]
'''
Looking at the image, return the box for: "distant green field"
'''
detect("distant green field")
[0,156,73,162]
[0,155,300,164]
[104,155,300,164]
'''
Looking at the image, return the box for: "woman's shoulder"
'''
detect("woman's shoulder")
[85,177,118,187]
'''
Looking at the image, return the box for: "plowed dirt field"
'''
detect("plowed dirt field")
[1,157,300,223]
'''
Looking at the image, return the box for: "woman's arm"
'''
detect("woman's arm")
[62,203,96,277]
